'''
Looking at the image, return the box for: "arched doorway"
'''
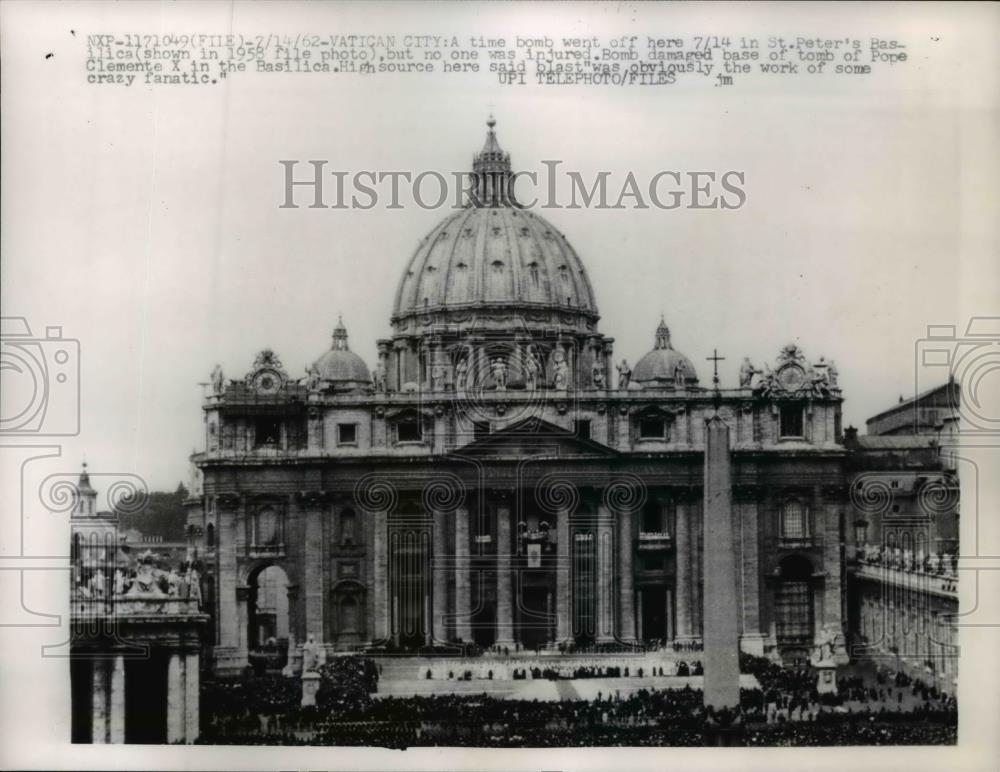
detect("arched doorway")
[774,554,815,658]
[247,564,290,670]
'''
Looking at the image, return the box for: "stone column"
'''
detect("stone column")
[454,506,472,642]
[236,586,250,655]
[666,589,675,642]
[215,501,246,671]
[109,655,125,743]
[703,414,740,711]
[432,509,449,643]
[304,503,325,642]
[372,510,389,642]
[166,652,185,744]
[738,497,765,655]
[495,502,514,644]
[91,659,108,744]
[556,509,572,641]
[596,505,615,642]
[692,506,703,638]
[185,652,200,743]
[284,585,300,674]
[636,589,644,641]
[675,499,693,639]
[617,508,636,641]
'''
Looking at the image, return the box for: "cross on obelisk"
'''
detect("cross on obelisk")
[707,349,725,413]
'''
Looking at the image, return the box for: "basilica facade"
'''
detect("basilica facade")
[186,120,851,675]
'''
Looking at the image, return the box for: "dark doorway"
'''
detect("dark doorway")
[775,554,816,658]
[390,528,430,649]
[641,585,668,642]
[124,651,168,744]
[70,657,93,743]
[573,533,596,644]
[517,584,552,649]
[471,597,496,647]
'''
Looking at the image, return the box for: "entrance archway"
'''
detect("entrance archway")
[247,564,290,655]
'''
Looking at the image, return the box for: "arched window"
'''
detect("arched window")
[781,500,808,539]
[341,509,357,546]
[206,522,215,548]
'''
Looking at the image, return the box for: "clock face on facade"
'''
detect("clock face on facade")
[253,369,282,394]
[777,364,805,392]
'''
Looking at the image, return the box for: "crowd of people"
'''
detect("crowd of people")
[197,654,956,747]
[422,659,702,681]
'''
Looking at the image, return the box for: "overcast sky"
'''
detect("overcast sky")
[3,1,997,494]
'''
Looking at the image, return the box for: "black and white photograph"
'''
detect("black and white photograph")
[0,1,998,769]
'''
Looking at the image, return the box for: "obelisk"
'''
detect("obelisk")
[702,412,740,712]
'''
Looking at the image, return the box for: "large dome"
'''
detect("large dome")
[392,206,598,323]
[632,319,699,387]
[391,118,598,327]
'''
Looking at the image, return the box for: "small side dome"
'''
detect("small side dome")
[632,318,699,388]
[310,317,371,392]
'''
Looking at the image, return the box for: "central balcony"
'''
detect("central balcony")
[637,532,672,550]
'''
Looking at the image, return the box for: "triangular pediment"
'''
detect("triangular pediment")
[451,417,618,458]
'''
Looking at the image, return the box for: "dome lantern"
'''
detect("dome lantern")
[331,315,350,351]
[471,115,513,207]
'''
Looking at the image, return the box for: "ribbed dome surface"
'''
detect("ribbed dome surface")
[633,348,698,385]
[391,206,598,322]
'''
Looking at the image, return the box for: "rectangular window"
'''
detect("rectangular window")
[396,419,422,443]
[639,418,665,439]
[254,418,281,448]
[779,404,804,438]
[781,502,807,539]
[574,419,591,440]
[337,423,357,445]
